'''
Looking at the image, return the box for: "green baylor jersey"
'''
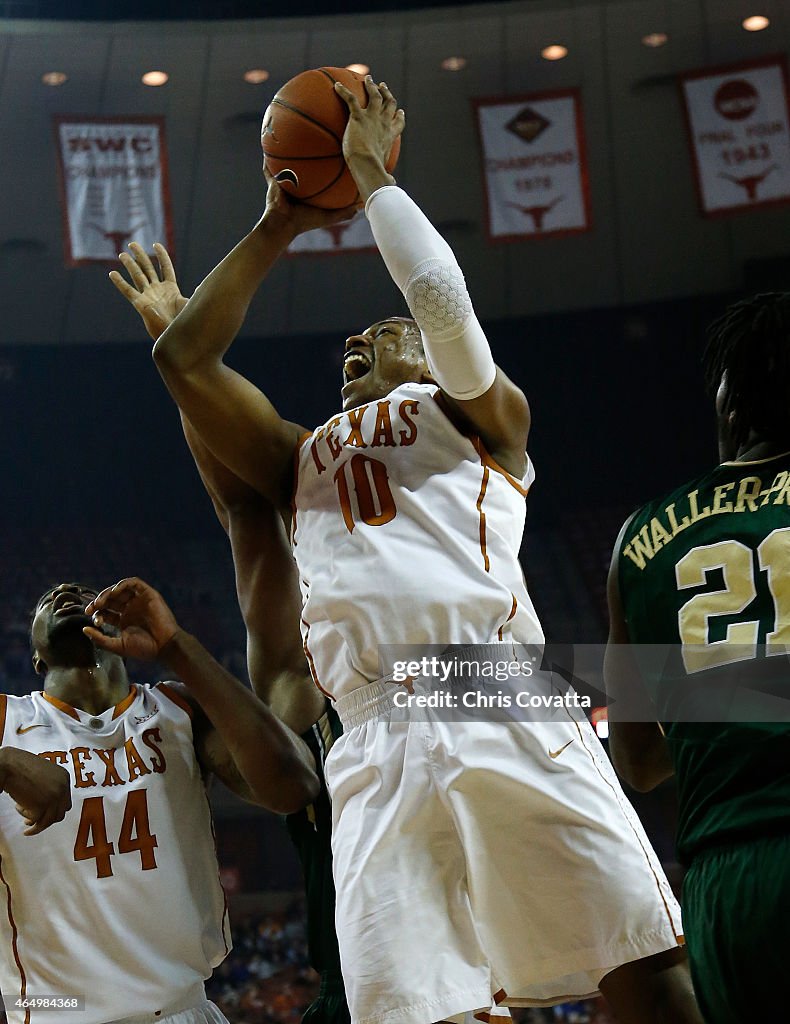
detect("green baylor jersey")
[618,451,790,862]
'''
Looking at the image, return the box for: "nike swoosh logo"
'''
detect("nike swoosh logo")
[16,724,47,734]
[548,739,574,759]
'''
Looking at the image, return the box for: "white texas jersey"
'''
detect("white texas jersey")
[0,683,230,1024]
[292,382,544,700]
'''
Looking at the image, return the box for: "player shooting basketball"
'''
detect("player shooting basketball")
[0,577,317,1024]
[120,77,701,1024]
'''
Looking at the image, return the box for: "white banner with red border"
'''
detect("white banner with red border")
[54,116,174,266]
[473,89,591,242]
[679,57,790,216]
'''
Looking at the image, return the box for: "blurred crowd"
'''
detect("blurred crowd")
[207,906,317,1024]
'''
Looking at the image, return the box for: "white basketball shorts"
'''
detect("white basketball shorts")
[325,672,683,1024]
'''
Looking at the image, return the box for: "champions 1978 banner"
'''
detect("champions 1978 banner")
[680,57,790,217]
[473,89,591,242]
[54,117,174,266]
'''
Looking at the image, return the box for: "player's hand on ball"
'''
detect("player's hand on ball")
[262,172,359,239]
[109,242,189,342]
[84,577,181,662]
[0,748,72,836]
[336,77,405,199]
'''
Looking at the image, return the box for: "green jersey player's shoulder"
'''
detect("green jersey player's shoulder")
[616,466,716,561]
[618,452,790,577]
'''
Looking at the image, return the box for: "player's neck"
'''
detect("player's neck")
[44,663,130,716]
[733,436,787,463]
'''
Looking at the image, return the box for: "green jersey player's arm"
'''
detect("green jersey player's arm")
[604,517,674,793]
[152,186,356,517]
[110,244,323,737]
[182,417,325,735]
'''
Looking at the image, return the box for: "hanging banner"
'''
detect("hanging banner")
[680,57,790,216]
[54,116,174,266]
[288,211,375,255]
[473,89,591,243]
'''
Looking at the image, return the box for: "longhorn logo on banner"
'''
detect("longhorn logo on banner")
[54,116,174,266]
[680,57,790,216]
[473,89,591,243]
[287,211,376,255]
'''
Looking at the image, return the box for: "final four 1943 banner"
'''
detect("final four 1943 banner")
[680,57,790,216]
[473,89,591,242]
[54,117,174,266]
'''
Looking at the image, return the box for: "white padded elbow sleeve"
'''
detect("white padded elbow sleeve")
[366,186,496,401]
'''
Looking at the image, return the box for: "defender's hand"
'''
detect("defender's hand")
[0,748,72,836]
[335,78,404,199]
[84,577,180,662]
[110,242,189,341]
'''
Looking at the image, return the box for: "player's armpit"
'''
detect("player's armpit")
[158,641,319,815]
[604,518,674,793]
[442,367,531,480]
[192,707,318,810]
[193,717,254,802]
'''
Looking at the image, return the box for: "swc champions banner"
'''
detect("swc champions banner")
[473,89,591,242]
[680,57,790,216]
[54,117,174,266]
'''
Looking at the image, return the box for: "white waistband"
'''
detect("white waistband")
[334,641,529,729]
[334,680,398,729]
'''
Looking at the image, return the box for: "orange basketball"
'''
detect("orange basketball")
[261,67,401,210]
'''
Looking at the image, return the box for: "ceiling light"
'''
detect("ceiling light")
[542,45,568,61]
[346,63,370,76]
[441,56,467,72]
[742,15,769,31]
[41,71,68,86]
[642,32,668,48]
[141,71,169,87]
[244,69,270,84]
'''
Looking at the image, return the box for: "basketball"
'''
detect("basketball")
[261,67,401,209]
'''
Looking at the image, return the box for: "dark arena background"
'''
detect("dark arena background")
[0,0,789,1021]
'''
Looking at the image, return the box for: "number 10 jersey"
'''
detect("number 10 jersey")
[292,382,544,701]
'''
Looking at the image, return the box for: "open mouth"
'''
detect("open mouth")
[343,350,373,384]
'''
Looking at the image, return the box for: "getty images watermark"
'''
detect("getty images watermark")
[378,643,790,724]
[378,643,592,722]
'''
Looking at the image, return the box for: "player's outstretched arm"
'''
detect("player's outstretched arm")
[85,579,319,813]
[337,77,531,480]
[0,747,72,835]
[181,418,324,735]
[604,521,674,792]
[113,245,322,732]
[151,186,356,513]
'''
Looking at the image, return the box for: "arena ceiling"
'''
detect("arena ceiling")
[3,0,515,21]
[0,0,788,346]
